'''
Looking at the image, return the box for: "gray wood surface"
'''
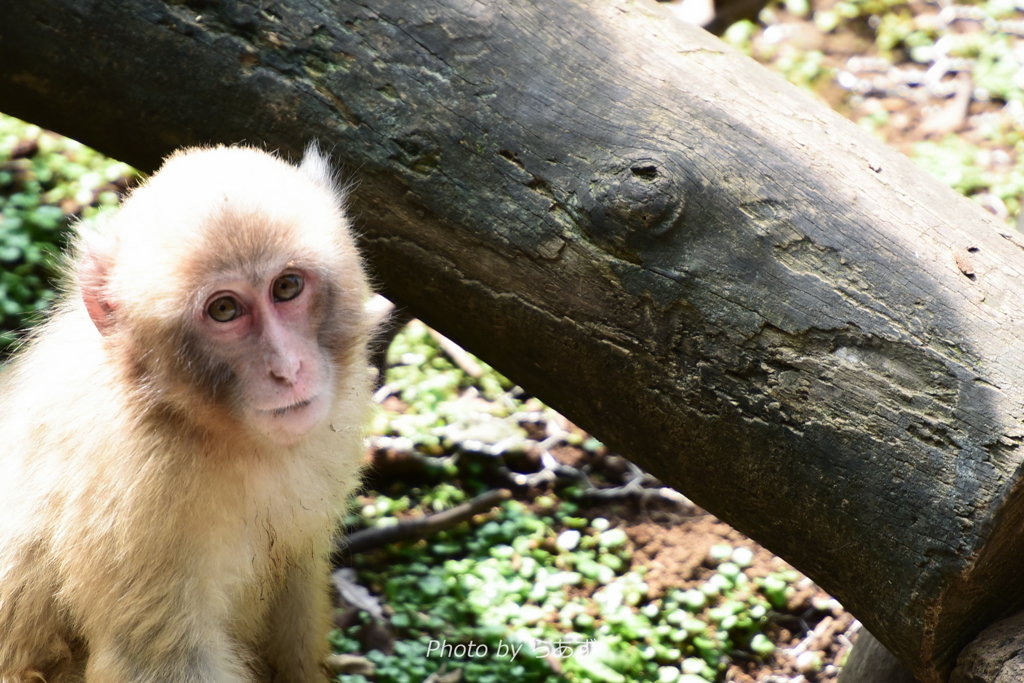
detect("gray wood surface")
[840,630,919,683]
[950,611,1024,683]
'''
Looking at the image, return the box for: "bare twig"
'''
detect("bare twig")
[428,327,484,378]
[324,654,375,677]
[333,488,512,562]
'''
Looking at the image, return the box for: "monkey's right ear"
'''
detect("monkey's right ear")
[77,234,119,335]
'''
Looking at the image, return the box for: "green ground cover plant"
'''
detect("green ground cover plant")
[334,325,808,683]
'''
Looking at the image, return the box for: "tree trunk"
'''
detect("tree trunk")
[2,1,1024,679]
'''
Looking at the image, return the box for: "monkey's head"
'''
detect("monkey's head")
[74,145,371,447]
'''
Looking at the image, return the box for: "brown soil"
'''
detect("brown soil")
[583,496,858,682]
[527,433,860,681]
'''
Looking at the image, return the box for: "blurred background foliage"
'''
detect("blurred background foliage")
[0,117,138,350]
[716,0,1024,223]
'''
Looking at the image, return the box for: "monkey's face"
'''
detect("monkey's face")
[194,263,337,446]
[77,145,370,448]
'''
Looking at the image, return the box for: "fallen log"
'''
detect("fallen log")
[2,1,1024,679]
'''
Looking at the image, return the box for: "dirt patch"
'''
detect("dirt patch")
[586,498,858,682]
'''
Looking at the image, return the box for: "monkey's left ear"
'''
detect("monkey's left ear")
[299,142,340,198]
[77,233,119,335]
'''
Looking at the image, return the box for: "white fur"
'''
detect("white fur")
[0,146,374,683]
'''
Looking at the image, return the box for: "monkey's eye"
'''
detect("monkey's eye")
[208,296,240,323]
[273,274,304,302]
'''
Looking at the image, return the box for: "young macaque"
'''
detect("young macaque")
[0,145,376,683]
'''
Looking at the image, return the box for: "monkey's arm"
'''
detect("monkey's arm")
[263,561,333,683]
[83,628,257,683]
[68,532,261,683]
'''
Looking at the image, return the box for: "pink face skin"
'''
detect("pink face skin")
[198,267,334,446]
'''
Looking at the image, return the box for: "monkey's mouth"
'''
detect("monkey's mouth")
[251,392,331,445]
[270,398,314,417]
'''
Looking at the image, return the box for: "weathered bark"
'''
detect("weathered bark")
[2,1,1024,680]
[949,611,1024,683]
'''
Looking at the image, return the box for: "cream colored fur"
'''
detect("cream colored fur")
[0,146,373,683]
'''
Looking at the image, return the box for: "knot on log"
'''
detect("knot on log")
[579,157,688,261]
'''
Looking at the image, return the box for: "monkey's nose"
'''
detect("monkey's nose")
[269,356,301,385]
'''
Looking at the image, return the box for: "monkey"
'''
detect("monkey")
[0,144,376,683]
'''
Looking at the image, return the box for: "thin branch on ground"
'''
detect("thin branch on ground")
[428,327,484,378]
[334,488,512,561]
